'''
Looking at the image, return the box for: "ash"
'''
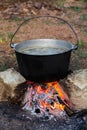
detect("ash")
[0,102,87,130]
[22,81,70,120]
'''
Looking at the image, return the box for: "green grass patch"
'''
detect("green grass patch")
[82,0,87,2]
[11,17,22,21]
[0,34,7,43]
[8,32,14,39]
[78,40,87,58]
[70,6,82,12]
[78,39,87,47]
[80,14,87,21]
[0,61,9,71]
[79,53,87,58]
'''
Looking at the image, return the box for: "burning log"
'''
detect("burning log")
[57,96,74,116]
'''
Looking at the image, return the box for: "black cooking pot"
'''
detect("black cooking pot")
[10,16,79,82]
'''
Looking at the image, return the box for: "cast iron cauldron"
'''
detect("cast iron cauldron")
[10,16,79,82]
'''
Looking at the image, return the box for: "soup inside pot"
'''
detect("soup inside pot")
[20,47,69,55]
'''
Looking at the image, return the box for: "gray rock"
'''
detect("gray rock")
[0,68,25,101]
[65,69,87,110]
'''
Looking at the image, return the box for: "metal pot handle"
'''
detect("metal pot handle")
[10,15,79,49]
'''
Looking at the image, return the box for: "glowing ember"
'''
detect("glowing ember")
[22,81,72,119]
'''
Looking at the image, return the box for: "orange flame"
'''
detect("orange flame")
[47,81,69,101]
[37,81,70,111]
[26,81,71,112]
[51,102,65,110]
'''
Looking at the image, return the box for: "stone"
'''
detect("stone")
[67,69,87,90]
[0,68,26,101]
[65,69,87,110]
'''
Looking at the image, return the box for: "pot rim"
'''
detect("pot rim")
[12,39,77,56]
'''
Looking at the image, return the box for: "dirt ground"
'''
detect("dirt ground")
[0,0,87,71]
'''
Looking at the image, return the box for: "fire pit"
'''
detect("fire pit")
[0,68,87,130]
[22,81,73,119]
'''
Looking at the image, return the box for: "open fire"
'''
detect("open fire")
[22,81,73,119]
[0,68,87,130]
